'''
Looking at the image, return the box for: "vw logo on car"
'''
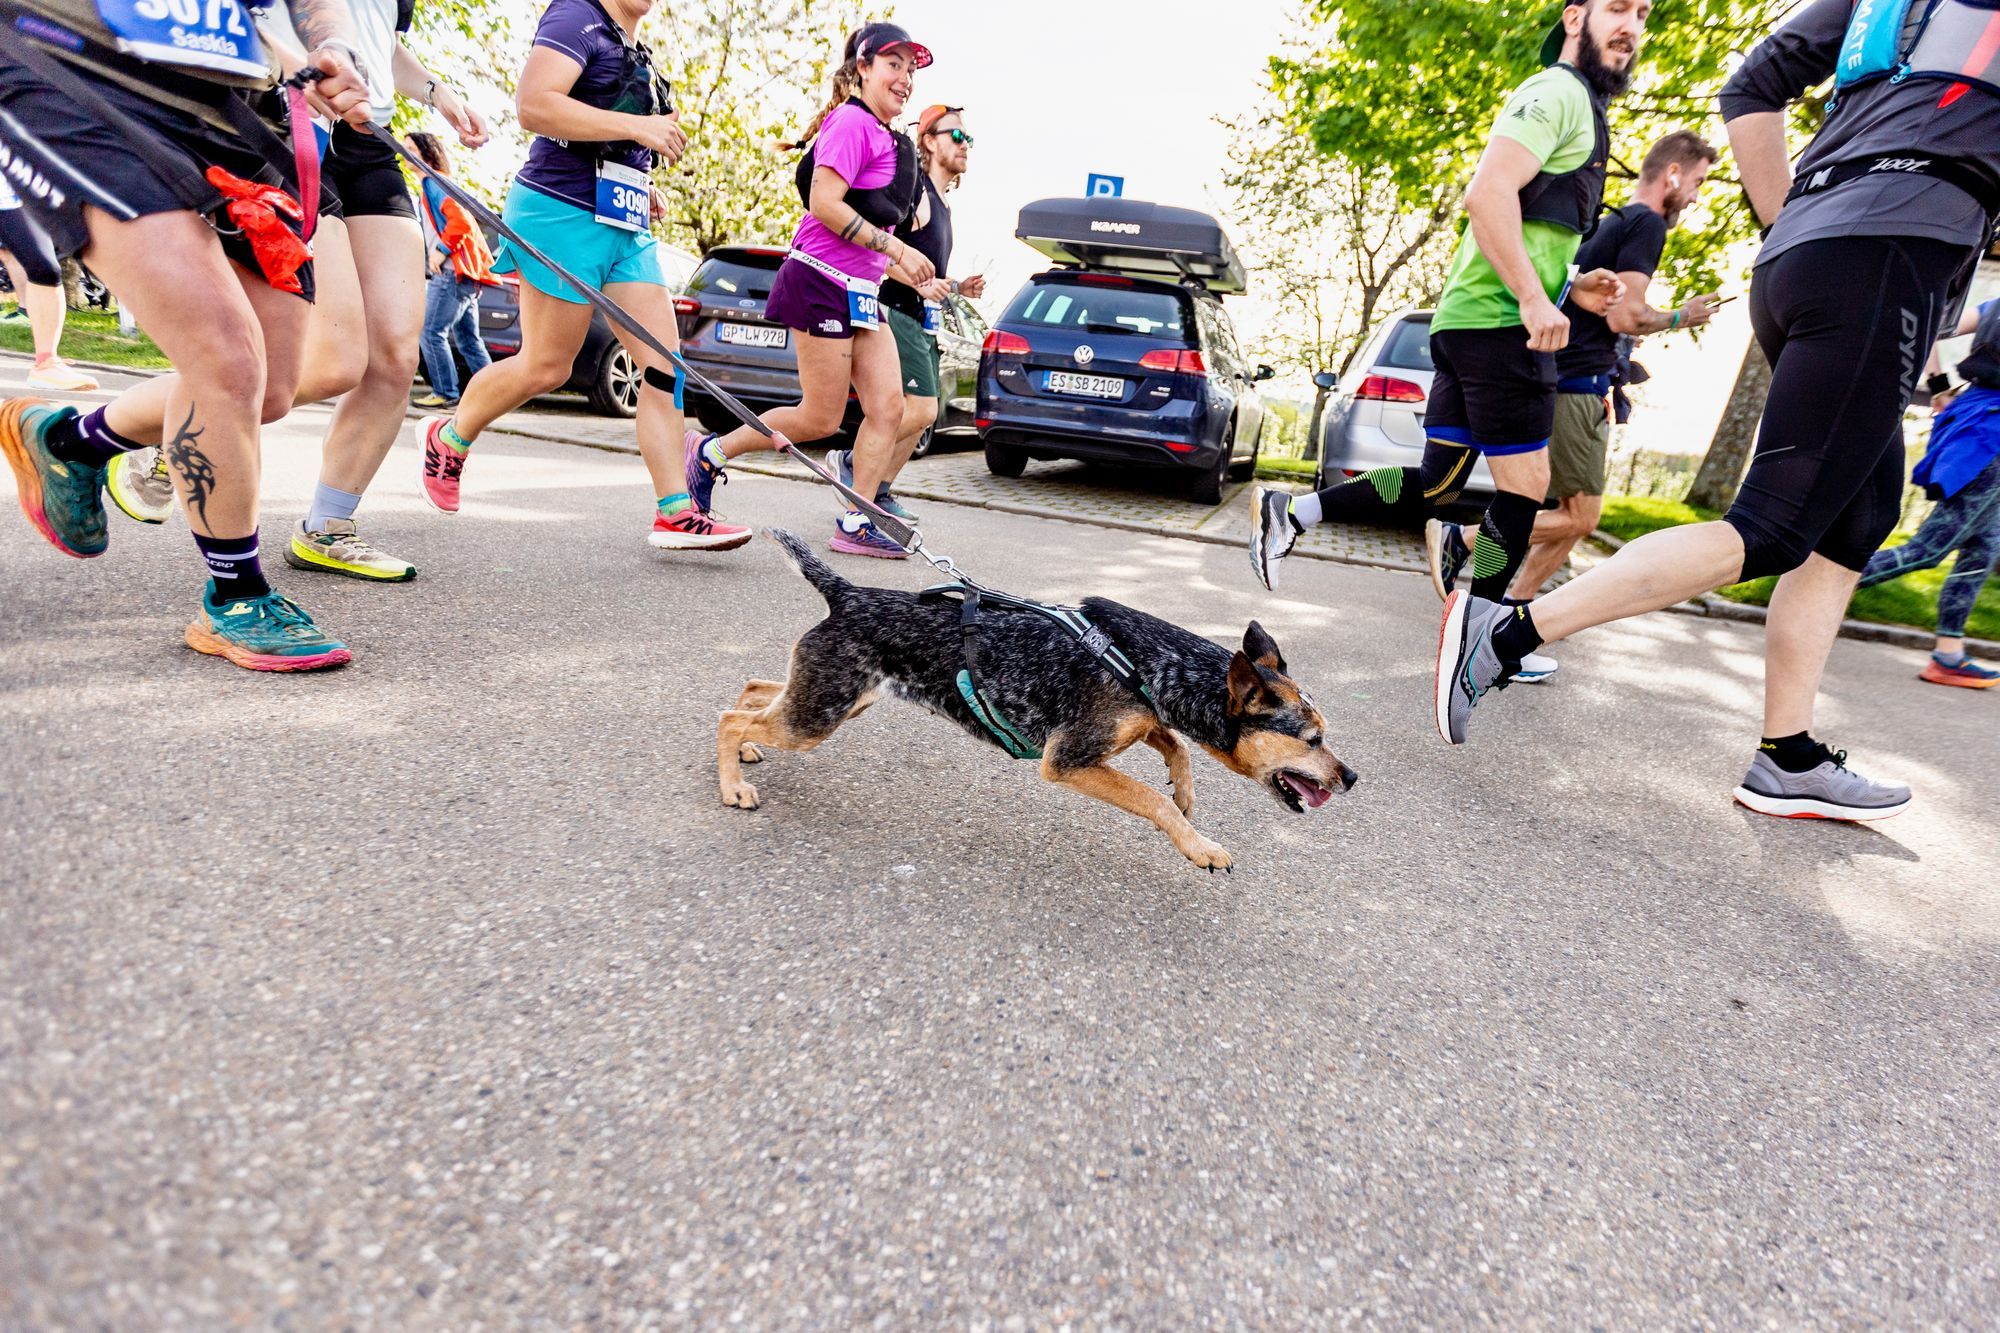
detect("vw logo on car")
[1073,344,1095,366]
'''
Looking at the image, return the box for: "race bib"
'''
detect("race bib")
[847,279,881,331]
[922,300,942,335]
[594,161,649,233]
[95,0,269,81]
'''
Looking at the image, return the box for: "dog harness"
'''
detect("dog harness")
[919,583,1155,761]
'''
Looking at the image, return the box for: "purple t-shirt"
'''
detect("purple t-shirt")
[791,101,898,284]
[516,0,660,212]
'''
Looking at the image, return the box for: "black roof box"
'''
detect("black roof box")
[1014,196,1247,295]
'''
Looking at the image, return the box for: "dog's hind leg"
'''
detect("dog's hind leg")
[1141,726,1196,816]
[732,680,787,764]
[1040,720,1231,872]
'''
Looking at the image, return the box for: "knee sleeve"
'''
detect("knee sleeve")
[643,362,684,410]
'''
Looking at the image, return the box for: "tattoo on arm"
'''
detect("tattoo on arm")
[162,407,216,531]
[285,0,359,60]
[837,215,864,243]
[865,227,893,254]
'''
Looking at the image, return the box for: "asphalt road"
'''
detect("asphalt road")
[3,386,1997,1328]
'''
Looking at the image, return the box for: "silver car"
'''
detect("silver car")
[1313,308,1495,499]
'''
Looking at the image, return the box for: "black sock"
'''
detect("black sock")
[1468,490,1540,601]
[194,531,271,601]
[1500,595,1532,607]
[1490,602,1542,664]
[1314,466,1425,527]
[1759,731,1829,774]
[46,406,143,467]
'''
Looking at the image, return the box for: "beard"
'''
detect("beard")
[1574,24,1635,100]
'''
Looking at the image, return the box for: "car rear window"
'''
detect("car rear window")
[1003,280,1189,340]
[690,254,783,302]
[1378,317,1434,371]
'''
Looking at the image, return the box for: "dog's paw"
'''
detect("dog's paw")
[739,743,764,764]
[720,779,761,810]
[1181,837,1232,872]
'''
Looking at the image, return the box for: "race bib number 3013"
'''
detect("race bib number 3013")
[96,0,269,80]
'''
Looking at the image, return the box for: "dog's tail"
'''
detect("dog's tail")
[770,527,851,606]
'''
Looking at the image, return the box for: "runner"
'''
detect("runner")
[1433,0,2000,822]
[416,0,747,551]
[1249,0,1635,606]
[683,21,937,558]
[408,131,495,413]
[0,177,98,391]
[827,102,984,524]
[0,0,374,670]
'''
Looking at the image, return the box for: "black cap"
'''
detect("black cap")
[1540,3,1583,66]
[852,21,933,70]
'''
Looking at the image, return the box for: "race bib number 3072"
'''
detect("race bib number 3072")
[96,0,269,80]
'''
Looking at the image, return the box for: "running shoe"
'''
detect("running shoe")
[25,359,100,392]
[1248,485,1301,591]
[1732,749,1910,822]
[684,429,726,512]
[411,392,455,410]
[1425,519,1471,601]
[831,448,920,522]
[875,490,920,524]
[828,517,908,559]
[419,416,465,513]
[1919,655,1999,688]
[1511,651,1559,684]
[184,583,353,672]
[284,518,417,581]
[650,507,752,551]
[0,305,26,322]
[0,398,108,557]
[1434,591,1514,745]
[105,446,175,524]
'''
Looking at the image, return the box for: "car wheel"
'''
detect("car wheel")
[1229,421,1263,481]
[984,438,1027,478]
[1185,423,1234,505]
[588,344,641,418]
[912,422,937,459]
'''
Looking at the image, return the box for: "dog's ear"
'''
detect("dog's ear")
[1243,620,1285,673]
[1227,651,1276,717]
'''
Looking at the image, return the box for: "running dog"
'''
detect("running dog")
[716,531,1357,871]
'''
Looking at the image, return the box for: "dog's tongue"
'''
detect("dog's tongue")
[1282,773,1332,810]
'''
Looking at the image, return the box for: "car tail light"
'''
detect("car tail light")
[1074,273,1133,286]
[672,297,700,317]
[1355,374,1425,403]
[1139,349,1207,376]
[983,330,1031,355]
[1162,441,1197,453]
[975,417,992,430]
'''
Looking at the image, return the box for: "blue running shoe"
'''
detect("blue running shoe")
[683,429,726,513]
[874,491,920,523]
[0,398,107,557]
[183,581,353,672]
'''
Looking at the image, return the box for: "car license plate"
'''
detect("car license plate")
[717,323,788,349]
[1045,371,1122,399]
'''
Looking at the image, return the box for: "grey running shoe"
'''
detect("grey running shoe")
[1425,518,1471,601]
[1511,650,1559,683]
[283,518,417,582]
[833,448,919,523]
[105,446,174,524]
[1435,591,1514,745]
[1249,485,1301,591]
[1732,750,1910,822]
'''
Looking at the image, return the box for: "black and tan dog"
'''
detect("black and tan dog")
[716,531,1357,870]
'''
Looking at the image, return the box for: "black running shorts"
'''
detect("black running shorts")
[1424,325,1558,455]
[318,120,414,222]
[0,61,314,300]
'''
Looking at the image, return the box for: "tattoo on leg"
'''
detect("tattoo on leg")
[162,406,217,530]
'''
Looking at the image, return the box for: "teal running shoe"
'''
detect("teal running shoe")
[0,398,108,557]
[183,582,354,672]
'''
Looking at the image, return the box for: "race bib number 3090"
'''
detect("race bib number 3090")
[96,0,269,80]
[594,161,649,233]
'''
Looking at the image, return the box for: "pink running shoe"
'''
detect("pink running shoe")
[650,507,752,551]
[420,417,466,513]
[828,517,908,559]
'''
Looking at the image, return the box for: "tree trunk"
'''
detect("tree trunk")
[1685,341,1771,511]
[59,257,86,311]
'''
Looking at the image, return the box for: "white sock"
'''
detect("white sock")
[839,509,867,533]
[1289,492,1322,527]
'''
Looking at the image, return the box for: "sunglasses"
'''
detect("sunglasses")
[928,127,974,146]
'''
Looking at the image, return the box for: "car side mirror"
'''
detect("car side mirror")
[1311,371,1337,390]
[1254,364,1277,382]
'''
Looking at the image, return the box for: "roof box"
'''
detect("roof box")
[1014,196,1248,295]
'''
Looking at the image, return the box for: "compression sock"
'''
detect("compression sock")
[1490,602,1542,664]
[439,420,473,455]
[1468,490,1539,601]
[305,483,362,532]
[195,531,272,601]
[44,406,144,467]
[657,491,692,518]
[1758,731,1834,773]
[1311,466,1424,527]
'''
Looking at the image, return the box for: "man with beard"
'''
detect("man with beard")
[1251,0,1642,602]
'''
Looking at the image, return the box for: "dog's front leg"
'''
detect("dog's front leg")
[717,708,762,809]
[1041,756,1232,873]
[1142,727,1195,816]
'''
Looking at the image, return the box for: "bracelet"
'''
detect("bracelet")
[1669,309,1682,331]
[423,78,438,107]
[1928,372,1953,395]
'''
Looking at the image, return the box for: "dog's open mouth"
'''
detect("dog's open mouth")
[1273,769,1335,813]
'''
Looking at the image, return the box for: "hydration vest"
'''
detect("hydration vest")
[794,99,919,230]
[1836,0,2000,100]
[1516,63,1611,236]
[1956,298,2000,388]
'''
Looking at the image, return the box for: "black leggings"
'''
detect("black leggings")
[0,205,62,287]
[1731,235,1974,579]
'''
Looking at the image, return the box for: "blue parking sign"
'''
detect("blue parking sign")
[1086,173,1124,198]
